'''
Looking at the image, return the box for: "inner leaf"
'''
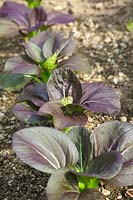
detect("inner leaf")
[60,96,73,106]
[41,53,57,70]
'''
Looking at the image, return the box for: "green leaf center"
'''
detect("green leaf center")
[60,96,73,106]
[78,176,99,192]
[42,53,57,70]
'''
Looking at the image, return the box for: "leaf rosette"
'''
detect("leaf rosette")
[13,68,121,129]
[0,1,75,38]
[0,31,89,91]
[12,121,133,199]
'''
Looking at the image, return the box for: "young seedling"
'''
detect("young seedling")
[13,68,120,129]
[0,1,75,39]
[12,121,133,199]
[0,31,88,91]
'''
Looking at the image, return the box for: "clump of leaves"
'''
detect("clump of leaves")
[0,1,75,39]
[0,31,89,91]
[12,121,133,199]
[13,68,120,129]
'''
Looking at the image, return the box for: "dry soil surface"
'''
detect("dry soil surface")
[0,0,133,200]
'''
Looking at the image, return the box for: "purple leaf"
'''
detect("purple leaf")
[13,127,79,173]
[52,32,65,53]
[30,31,52,48]
[80,83,121,115]
[13,102,43,124]
[91,121,133,186]
[46,11,75,25]
[59,54,90,73]
[62,190,106,200]
[0,1,30,17]
[5,56,39,75]
[108,149,133,186]
[47,168,106,200]
[67,126,92,171]
[30,31,76,59]
[27,6,47,31]
[39,101,87,129]
[0,2,75,37]
[47,68,82,103]
[81,152,123,179]
[57,32,77,58]
[42,37,55,59]
[0,1,30,29]
[46,168,79,200]
[17,83,49,107]
[0,18,19,38]
[24,41,44,63]
[78,189,106,200]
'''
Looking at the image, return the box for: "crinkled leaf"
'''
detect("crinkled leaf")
[47,168,106,200]
[80,152,123,179]
[0,18,19,38]
[46,12,75,25]
[47,68,82,103]
[5,56,39,75]
[67,126,92,171]
[91,121,133,185]
[39,101,87,129]
[0,74,31,91]
[13,127,79,173]
[80,83,121,115]
[60,54,90,73]
[24,41,44,63]
[13,102,43,124]
[17,83,48,106]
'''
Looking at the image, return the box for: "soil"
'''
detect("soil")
[0,0,133,200]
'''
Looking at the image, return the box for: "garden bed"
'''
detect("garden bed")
[0,0,133,199]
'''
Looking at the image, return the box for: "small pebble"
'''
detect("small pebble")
[113,77,118,84]
[120,116,127,122]
[0,134,4,140]
[8,180,13,186]
[102,189,111,196]
[104,37,112,43]
[117,194,122,199]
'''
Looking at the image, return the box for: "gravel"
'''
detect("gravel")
[0,0,133,199]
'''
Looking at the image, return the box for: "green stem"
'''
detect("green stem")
[33,76,42,83]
